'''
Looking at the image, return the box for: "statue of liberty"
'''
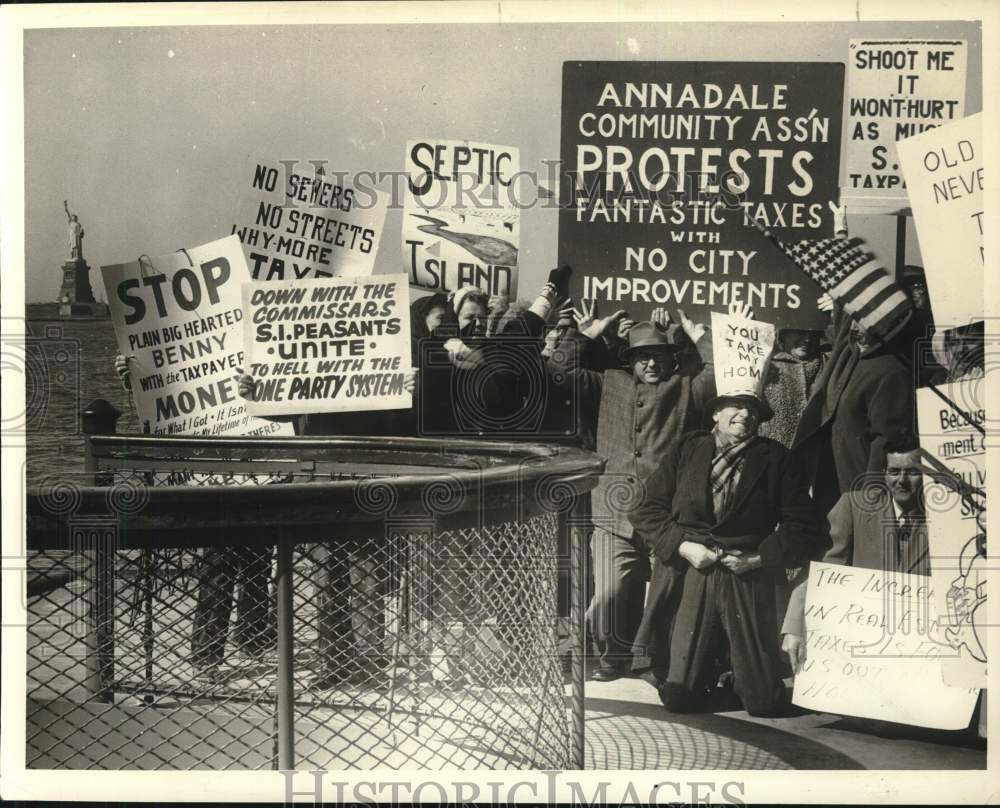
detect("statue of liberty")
[64,199,85,261]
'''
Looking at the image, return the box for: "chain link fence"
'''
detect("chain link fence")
[26,429,599,770]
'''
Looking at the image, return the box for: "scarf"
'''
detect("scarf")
[710,430,754,520]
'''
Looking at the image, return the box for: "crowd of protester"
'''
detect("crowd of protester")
[115,212,986,731]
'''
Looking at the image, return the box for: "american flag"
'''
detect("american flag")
[770,234,913,343]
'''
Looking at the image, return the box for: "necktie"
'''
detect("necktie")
[896,512,914,571]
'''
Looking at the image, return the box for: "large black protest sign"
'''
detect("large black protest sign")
[559,62,844,329]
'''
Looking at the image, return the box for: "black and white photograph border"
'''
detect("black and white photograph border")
[2,0,998,803]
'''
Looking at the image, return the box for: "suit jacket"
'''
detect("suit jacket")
[551,334,715,538]
[628,430,823,672]
[781,487,930,637]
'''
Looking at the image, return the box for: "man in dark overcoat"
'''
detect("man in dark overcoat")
[791,305,916,518]
[629,390,822,716]
[550,308,716,681]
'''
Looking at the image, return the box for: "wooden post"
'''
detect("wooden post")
[569,495,587,769]
[895,213,908,282]
[81,399,121,480]
[80,400,121,702]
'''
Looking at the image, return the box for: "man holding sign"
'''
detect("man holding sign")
[781,432,931,672]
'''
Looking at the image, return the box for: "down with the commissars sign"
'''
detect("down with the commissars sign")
[241,274,412,415]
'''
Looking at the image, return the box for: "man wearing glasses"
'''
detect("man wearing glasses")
[551,305,715,681]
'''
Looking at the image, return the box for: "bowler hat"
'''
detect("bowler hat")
[708,390,774,422]
[623,321,687,355]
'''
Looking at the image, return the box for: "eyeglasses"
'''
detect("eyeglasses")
[634,352,671,365]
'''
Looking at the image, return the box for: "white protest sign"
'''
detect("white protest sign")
[897,113,983,327]
[843,39,967,212]
[230,157,389,281]
[242,274,411,416]
[402,139,519,298]
[916,380,987,688]
[710,311,775,396]
[102,235,289,438]
[793,562,979,729]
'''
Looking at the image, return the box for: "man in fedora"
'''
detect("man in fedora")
[628,387,821,715]
[550,306,716,681]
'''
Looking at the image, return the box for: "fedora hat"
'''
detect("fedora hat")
[708,390,774,422]
[623,322,687,355]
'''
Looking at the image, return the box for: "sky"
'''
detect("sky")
[22,18,982,303]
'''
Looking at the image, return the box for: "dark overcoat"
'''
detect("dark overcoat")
[792,308,916,516]
[550,333,715,539]
[628,430,822,675]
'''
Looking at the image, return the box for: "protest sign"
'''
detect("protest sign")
[242,274,411,416]
[402,139,519,298]
[230,157,389,281]
[916,381,987,689]
[897,113,982,327]
[792,562,979,729]
[102,235,289,438]
[710,310,775,396]
[559,62,844,331]
[842,39,967,212]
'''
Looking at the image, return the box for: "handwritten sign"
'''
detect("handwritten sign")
[102,235,289,438]
[230,157,389,281]
[843,39,967,212]
[559,61,845,330]
[402,139,519,298]
[897,113,982,327]
[710,311,775,396]
[242,274,411,416]
[793,562,978,729]
[916,381,987,688]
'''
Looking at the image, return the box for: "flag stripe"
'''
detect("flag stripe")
[845,283,909,323]
[834,264,895,307]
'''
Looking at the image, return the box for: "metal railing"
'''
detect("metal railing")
[25,400,601,770]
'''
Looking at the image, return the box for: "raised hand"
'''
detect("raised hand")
[676,307,707,344]
[828,200,848,235]
[548,296,573,324]
[571,300,597,333]
[234,367,255,401]
[727,300,755,320]
[616,317,637,341]
[114,354,132,391]
[650,306,672,331]
[444,338,471,364]
[488,293,509,316]
[556,302,577,326]
[581,309,627,341]
[485,293,509,336]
